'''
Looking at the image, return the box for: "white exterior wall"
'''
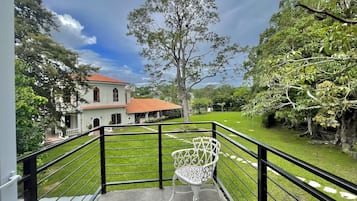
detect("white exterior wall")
[60,80,135,134]
[80,107,135,132]
[77,81,135,132]
[81,81,128,105]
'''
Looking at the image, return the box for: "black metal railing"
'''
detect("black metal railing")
[213,122,357,201]
[17,122,357,201]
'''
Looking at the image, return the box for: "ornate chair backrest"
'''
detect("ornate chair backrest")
[192,137,221,166]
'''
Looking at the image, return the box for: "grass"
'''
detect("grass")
[168,112,357,200]
[21,112,356,200]
[187,112,357,183]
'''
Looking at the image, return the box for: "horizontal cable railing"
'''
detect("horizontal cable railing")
[17,131,101,201]
[17,122,356,201]
[213,122,357,201]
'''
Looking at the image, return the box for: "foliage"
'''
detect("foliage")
[133,83,180,104]
[261,112,276,128]
[127,0,242,122]
[157,83,180,104]
[192,85,250,111]
[15,60,47,154]
[192,85,216,100]
[15,0,98,137]
[243,0,357,151]
[233,87,250,110]
[211,85,235,111]
[192,98,212,114]
[133,86,155,98]
[15,0,56,42]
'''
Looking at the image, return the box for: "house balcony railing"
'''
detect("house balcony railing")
[53,127,80,138]
[17,122,357,201]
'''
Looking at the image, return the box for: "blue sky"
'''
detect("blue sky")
[43,0,280,87]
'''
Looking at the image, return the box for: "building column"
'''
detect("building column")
[157,111,160,119]
[77,112,82,134]
[0,0,18,200]
[145,112,149,122]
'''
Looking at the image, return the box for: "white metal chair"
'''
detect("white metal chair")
[169,137,221,201]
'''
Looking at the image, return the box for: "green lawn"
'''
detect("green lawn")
[168,112,357,200]
[187,112,357,184]
[28,112,356,200]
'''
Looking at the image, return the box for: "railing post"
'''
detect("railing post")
[212,123,218,180]
[212,122,217,139]
[99,127,107,194]
[258,145,268,201]
[158,124,163,189]
[23,156,37,201]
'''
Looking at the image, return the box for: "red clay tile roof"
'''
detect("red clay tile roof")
[81,104,126,110]
[88,74,128,84]
[126,98,182,114]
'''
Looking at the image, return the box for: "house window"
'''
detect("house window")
[113,88,118,102]
[93,87,100,102]
[111,113,121,124]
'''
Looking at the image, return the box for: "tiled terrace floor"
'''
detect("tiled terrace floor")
[97,185,227,201]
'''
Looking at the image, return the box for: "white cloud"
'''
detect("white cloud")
[44,0,144,53]
[78,49,146,84]
[51,13,96,49]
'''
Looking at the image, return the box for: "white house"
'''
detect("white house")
[59,74,181,136]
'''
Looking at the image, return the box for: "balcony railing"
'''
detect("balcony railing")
[17,122,357,201]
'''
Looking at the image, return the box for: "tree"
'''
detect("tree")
[296,0,357,24]
[127,0,242,122]
[212,85,235,111]
[157,83,180,104]
[15,0,98,136]
[233,87,250,111]
[243,0,357,152]
[192,85,248,111]
[133,86,155,98]
[192,98,212,114]
[15,60,47,154]
[192,85,216,100]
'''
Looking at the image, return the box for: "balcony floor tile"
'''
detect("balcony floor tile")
[97,185,226,201]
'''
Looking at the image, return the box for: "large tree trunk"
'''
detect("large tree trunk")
[177,76,190,123]
[334,110,357,152]
[307,116,313,136]
[181,92,190,123]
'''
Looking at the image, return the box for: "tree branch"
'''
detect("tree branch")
[307,90,319,101]
[296,2,357,24]
[280,56,355,66]
[285,87,296,109]
[188,73,217,90]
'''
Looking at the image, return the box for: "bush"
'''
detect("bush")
[261,112,276,128]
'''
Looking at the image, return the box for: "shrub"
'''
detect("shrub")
[261,112,276,128]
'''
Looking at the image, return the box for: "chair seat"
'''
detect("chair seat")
[175,165,205,185]
[169,137,221,201]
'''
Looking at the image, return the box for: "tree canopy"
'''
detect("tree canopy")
[15,0,98,153]
[243,0,357,152]
[15,60,47,154]
[127,0,243,122]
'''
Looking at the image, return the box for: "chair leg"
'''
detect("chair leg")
[168,174,177,201]
[191,185,201,201]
